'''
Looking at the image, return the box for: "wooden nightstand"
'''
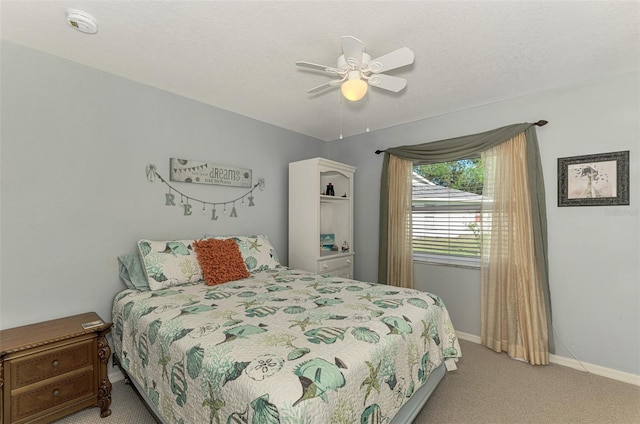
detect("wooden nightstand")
[0,312,112,423]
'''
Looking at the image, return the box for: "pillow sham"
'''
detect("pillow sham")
[193,238,250,286]
[117,253,150,291]
[203,234,281,272]
[137,239,203,290]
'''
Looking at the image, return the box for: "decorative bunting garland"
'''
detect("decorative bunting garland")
[172,163,208,173]
[145,164,264,220]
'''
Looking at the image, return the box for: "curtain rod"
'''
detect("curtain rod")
[374,120,549,154]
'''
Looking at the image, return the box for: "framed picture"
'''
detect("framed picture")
[558,150,629,207]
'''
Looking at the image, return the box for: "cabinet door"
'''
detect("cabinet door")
[332,267,353,279]
[317,256,353,274]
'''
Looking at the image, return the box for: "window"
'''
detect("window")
[412,158,484,266]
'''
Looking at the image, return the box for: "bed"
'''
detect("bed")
[112,236,461,424]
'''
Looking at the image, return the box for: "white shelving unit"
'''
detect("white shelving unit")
[289,157,355,278]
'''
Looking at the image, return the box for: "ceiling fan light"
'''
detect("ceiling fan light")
[341,78,368,101]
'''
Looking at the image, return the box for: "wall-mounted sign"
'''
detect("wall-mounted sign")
[169,158,252,188]
[147,163,265,220]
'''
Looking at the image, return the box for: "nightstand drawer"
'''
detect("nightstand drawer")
[10,339,94,389]
[317,256,353,273]
[11,369,94,422]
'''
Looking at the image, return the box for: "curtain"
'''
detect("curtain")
[481,134,549,364]
[378,122,554,359]
[385,155,414,288]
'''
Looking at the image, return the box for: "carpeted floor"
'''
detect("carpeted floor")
[54,378,156,424]
[54,340,640,423]
[415,340,640,423]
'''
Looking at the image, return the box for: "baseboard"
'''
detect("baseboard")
[456,331,481,344]
[455,331,640,387]
[548,353,640,386]
[109,369,125,383]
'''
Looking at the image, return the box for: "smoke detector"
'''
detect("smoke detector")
[66,9,98,34]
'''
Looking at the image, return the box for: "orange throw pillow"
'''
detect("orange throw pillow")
[193,238,249,286]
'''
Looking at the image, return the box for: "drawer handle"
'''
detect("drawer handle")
[346,260,352,264]
[52,360,60,368]
[322,264,328,269]
[52,389,60,397]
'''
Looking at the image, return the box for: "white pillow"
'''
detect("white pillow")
[137,239,203,290]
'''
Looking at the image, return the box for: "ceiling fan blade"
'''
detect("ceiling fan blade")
[369,47,415,73]
[306,79,343,94]
[367,74,407,92]
[340,36,365,67]
[296,61,341,74]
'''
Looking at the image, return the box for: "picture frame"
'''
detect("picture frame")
[558,150,629,207]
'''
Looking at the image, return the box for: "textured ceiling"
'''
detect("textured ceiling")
[1,1,638,141]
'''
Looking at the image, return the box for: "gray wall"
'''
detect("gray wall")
[0,41,323,329]
[327,71,640,376]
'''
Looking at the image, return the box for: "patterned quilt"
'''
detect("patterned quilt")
[112,268,461,424]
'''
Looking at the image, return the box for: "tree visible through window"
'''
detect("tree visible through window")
[412,158,484,263]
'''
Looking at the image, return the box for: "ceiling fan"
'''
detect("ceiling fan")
[296,36,415,102]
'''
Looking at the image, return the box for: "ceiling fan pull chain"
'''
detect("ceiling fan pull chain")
[339,93,344,139]
[366,94,370,133]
